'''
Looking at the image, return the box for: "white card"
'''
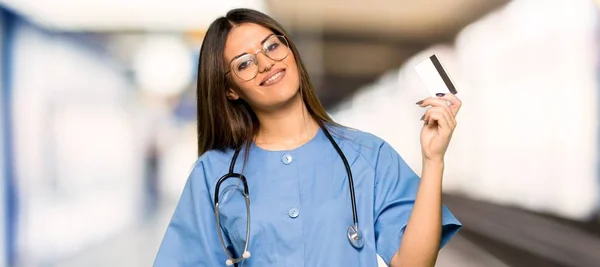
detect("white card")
[415,54,458,97]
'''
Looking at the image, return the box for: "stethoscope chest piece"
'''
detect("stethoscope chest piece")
[347,225,364,249]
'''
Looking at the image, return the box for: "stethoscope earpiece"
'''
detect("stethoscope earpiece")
[224,251,251,266]
[242,251,251,258]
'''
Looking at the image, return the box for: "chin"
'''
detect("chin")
[258,85,300,111]
[254,67,302,110]
[267,71,300,98]
[275,83,301,103]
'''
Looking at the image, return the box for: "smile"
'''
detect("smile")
[260,69,286,86]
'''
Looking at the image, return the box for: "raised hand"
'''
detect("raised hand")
[416,93,462,162]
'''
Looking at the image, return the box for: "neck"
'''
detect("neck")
[253,93,320,150]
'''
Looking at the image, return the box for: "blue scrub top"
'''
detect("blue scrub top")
[154,125,461,267]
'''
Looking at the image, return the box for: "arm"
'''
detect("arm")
[373,144,460,267]
[389,159,444,267]
[389,93,463,267]
[153,161,229,266]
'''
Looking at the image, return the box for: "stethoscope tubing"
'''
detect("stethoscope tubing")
[321,125,359,229]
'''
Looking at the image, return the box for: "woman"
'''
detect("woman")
[154,8,462,267]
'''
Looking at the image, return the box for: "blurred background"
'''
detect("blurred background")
[0,0,599,266]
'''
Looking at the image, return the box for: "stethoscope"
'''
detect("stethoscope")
[213,125,363,266]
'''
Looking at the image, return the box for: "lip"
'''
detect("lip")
[260,68,286,86]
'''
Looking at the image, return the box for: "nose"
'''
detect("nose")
[256,52,274,73]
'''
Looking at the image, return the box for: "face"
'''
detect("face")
[223,23,300,111]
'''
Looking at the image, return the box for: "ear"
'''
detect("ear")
[226,88,240,100]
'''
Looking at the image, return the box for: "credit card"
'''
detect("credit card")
[415,54,458,97]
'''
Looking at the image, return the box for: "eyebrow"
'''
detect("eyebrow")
[230,34,276,61]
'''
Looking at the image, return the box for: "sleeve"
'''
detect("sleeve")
[373,142,462,265]
[153,161,230,266]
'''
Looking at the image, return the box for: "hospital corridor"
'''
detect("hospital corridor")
[1,0,600,266]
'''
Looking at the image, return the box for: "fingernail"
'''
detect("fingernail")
[436,93,445,97]
[415,100,424,105]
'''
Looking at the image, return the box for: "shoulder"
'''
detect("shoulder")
[327,123,399,163]
[188,148,236,187]
[328,123,390,151]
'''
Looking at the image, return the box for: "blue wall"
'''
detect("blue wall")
[0,7,17,267]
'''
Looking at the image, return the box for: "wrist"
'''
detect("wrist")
[421,159,444,183]
[422,158,444,169]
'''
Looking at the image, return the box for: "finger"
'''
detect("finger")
[418,97,454,120]
[436,93,462,116]
[438,107,454,130]
[416,97,448,108]
[430,107,455,129]
[420,98,453,119]
[424,107,454,130]
[436,98,456,126]
[428,109,453,131]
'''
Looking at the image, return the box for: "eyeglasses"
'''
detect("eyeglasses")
[225,35,290,81]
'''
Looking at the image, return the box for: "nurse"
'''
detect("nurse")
[154,8,462,267]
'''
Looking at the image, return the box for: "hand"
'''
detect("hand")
[416,93,462,163]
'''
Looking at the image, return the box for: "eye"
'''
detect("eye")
[266,42,280,52]
[236,59,253,71]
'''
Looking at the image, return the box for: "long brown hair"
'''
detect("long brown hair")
[196,8,334,156]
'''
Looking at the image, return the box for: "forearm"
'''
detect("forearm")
[390,159,444,267]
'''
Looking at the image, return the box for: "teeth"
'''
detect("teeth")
[264,71,282,84]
